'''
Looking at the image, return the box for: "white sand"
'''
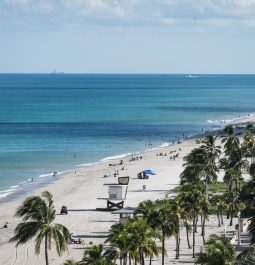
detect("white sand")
[0,115,254,265]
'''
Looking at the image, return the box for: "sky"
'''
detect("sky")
[0,0,255,73]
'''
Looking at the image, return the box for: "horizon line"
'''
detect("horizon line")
[0,72,255,75]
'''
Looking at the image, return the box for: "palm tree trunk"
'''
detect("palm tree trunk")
[162,232,165,265]
[120,257,123,265]
[175,235,179,259]
[202,217,206,245]
[149,256,152,265]
[123,255,127,265]
[195,216,198,233]
[230,204,234,226]
[45,234,49,265]
[129,253,131,265]
[141,251,145,265]
[192,217,196,258]
[217,210,221,227]
[178,231,181,258]
[200,215,203,234]
[186,224,191,249]
[221,208,224,225]
[235,179,238,195]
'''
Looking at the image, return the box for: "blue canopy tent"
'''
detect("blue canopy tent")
[143,169,156,175]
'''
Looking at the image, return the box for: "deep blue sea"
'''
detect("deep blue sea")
[0,74,255,199]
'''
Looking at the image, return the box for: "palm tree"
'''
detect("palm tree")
[126,218,160,265]
[10,191,70,265]
[82,244,115,265]
[105,223,129,265]
[210,194,226,227]
[178,186,207,258]
[201,135,221,160]
[135,200,156,228]
[166,199,185,259]
[228,146,249,175]
[136,199,186,260]
[244,131,255,163]
[236,244,255,265]
[195,234,236,265]
[221,126,240,156]
[181,136,220,195]
[240,176,255,243]
[135,200,161,264]
[140,199,177,265]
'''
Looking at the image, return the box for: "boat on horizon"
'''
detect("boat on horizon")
[186,74,194,78]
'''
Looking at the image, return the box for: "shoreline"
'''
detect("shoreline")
[0,112,254,204]
[0,113,254,264]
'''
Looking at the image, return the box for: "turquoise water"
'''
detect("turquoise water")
[0,74,255,199]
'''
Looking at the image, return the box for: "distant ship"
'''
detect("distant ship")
[50,69,65,74]
[185,74,197,78]
[186,74,193,78]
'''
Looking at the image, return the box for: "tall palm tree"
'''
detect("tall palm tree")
[244,131,255,163]
[240,176,255,243]
[195,234,236,265]
[10,191,70,265]
[228,146,249,174]
[135,200,156,228]
[181,136,220,195]
[145,200,177,265]
[126,218,160,265]
[165,199,185,259]
[210,194,226,227]
[105,223,129,265]
[82,244,115,265]
[221,127,240,156]
[201,135,221,160]
[135,200,161,264]
[178,186,207,258]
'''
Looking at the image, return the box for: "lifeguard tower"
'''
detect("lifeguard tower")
[96,176,130,211]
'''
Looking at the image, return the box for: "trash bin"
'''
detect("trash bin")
[143,185,146,190]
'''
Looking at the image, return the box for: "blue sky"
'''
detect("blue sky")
[1,0,255,73]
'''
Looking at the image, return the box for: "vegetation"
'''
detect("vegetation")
[82,244,116,265]
[236,244,255,265]
[10,191,70,265]
[10,124,255,264]
[195,234,236,265]
[170,182,229,193]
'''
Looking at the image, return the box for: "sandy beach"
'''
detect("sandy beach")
[0,115,254,265]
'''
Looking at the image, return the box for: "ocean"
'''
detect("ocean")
[0,74,255,200]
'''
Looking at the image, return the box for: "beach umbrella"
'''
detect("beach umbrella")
[143,169,156,175]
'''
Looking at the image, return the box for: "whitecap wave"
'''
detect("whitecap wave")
[0,191,15,199]
[77,162,102,167]
[0,188,18,199]
[100,153,133,162]
[159,142,170,148]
